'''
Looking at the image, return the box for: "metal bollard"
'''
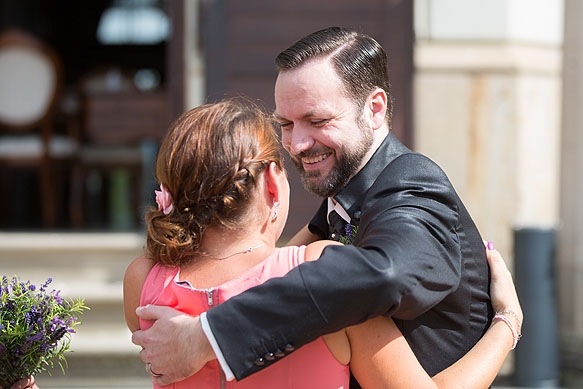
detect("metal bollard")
[513,227,559,387]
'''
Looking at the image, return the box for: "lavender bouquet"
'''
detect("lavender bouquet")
[0,276,88,388]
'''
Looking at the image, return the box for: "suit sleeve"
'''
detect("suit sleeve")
[205,153,463,380]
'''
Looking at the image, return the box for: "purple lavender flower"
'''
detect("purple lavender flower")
[27,330,43,342]
[38,277,52,293]
[52,290,63,305]
[0,276,88,387]
[345,223,353,237]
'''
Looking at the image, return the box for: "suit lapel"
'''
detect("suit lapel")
[334,133,412,226]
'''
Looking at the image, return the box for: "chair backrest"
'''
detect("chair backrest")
[0,29,63,132]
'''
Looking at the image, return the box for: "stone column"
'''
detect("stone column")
[414,0,563,261]
[557,0,583,384]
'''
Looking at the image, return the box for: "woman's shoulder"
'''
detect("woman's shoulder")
[123,255,157,333]
[125,255,156,284]
[304,240,343,262]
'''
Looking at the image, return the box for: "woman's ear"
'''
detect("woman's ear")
[264,162,281,203]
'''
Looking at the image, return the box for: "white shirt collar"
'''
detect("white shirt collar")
[327,198,351,224]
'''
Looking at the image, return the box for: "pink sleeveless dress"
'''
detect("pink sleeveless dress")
[140,245,350,388]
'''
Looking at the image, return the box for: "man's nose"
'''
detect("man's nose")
[288,125,314,156]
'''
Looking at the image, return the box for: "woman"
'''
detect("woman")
[123,98,522,388]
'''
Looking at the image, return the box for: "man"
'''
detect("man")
[133,27,492,386]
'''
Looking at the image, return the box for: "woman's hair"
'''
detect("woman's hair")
[275,26,393,126]
[145,97,284,266]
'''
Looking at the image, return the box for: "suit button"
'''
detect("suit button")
[274,349,285,358]
[265,352,275,361]
[254,357,265,366]
[353,211,361,220]
[284,344,294,352]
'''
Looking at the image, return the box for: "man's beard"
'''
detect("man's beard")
[292,121,374,198]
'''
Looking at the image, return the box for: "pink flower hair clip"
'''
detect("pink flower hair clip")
[155,184,173,215]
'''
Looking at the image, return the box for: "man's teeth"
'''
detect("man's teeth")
[303,154,329,164]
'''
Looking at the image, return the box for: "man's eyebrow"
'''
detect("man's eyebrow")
[273,111,316,121]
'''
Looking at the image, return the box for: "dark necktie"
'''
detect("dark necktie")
[328,210,347,241]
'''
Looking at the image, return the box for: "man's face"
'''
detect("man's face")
[274,58,374,198]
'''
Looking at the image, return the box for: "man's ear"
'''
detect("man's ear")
[368,88,387,130]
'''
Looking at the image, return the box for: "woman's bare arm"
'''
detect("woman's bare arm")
[285,224,320,246]
[123,255,156,332]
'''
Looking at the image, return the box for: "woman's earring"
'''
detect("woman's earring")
[271,201,280,223]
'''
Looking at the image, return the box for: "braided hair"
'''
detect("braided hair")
[145,97,284,266]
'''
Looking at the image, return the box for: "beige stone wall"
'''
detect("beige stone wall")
[413,42,562,267]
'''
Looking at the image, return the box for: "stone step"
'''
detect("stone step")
[34,354,151,388]
[0,232,144,287]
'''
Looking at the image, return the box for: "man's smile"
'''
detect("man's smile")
[299,151,334,169]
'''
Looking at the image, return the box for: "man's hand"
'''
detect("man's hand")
[131,305,216,386]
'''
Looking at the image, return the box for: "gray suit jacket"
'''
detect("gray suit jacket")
[206,133,492,380]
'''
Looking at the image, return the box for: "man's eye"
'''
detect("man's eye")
[311,119,329,127]
[279,122,293,129]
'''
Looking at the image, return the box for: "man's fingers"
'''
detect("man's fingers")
[135,304,169,320]
[131,329,145,348]
[136,338,149,362]
[132,305,181,349]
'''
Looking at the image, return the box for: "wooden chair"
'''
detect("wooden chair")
[0,29,79,228]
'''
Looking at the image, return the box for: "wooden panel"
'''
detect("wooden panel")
[229,0,392,12]
[83,90,172,145]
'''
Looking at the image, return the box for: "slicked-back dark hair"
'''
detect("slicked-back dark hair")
[276,26,393,127]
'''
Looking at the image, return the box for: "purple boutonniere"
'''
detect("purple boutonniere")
[339,223,358,245]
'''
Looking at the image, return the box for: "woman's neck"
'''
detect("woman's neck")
[178,227,278,288]
[199,225,275,259]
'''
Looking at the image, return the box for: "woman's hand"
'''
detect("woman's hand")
[10,376,39,389]
[485,242,523,341]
